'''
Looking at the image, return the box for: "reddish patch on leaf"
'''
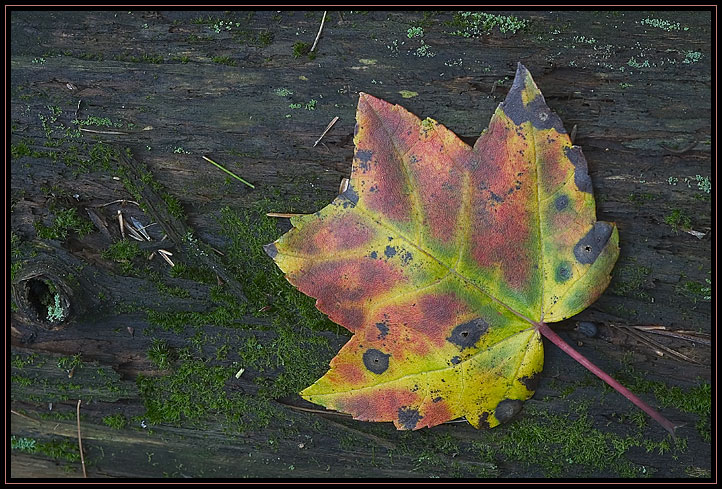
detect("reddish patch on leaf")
[325,361,366,386]
[417,398,453,429]
[289,258,406,332]
[312,213,374,254]
[339,387,419,422]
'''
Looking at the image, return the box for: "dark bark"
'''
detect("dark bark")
[10,10,711,479]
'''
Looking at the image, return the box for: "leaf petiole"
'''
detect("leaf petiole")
[536,322,679,437]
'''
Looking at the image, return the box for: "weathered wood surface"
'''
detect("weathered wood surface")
[10,10,711,479]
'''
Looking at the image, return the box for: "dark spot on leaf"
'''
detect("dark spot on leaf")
[555,262,572,282]
[447,318,489,350]
[384,245,397,258]
[363,348,390,374]
[490,191,504,203]
[401,251,413,265]
[519,372,540,392]
[450,356,461,365]
[369,251,378,259]
[564,146,593,193]
[495,399,523,424]
[263,242,278,259]
[433,396,443,403]
[356,149,373,171]
[554,194,569,211]
[410,154,419,163]
[354,123,359,137]
[369,185,378,192]
[477,412,491,429]
[376,321,389,339]
[339,184,359,206]
[574,222,613,264]
[398,407,423,430]
[501,63,567,133]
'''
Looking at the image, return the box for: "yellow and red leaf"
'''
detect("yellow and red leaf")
[265,63,621,430]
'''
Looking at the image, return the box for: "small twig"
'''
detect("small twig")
[117,210,126,240]
[130,216,152,240]
[158,249,175,267]
[612,324,701,365]
[76,400,87,478]
[570,124,578,144]
[11,409,38,422]
[310,11,327,52]
[339,177,350,194]
[202,155,255,189]
[95,199,141,208]
[630,325,711,346]
[75,99,82,119]
[79,127,128,135]
[123,220,145,241]
[313,116,339,147]
[490,82,497,95]
[659,140,697,155]
[266,212,303,218]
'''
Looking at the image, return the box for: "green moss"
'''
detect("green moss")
[72,115,124,128]
[493,407,677,477]
[11,352,38,369]
[448,11,528,37]
[102,239,141,261]
[211,55,237,66]
[11,139,33,158]
[233,28,274,47]
[120,52,164,64]
[407,26,424,38]
[57,353,83,373]
[611,263,651,300]
[137,352,281,431]
[34,208,94,241]
[163,192,185,219]
[614,368,711,441]
[627,192,657,206]
[639,17,686,32]
[676,279,711,303]
[11,436,80,463]
[147,338,172,369]
[102,413,128,429]
[11,232,23,283]
[292,41,311,58]
[664,209,692,232]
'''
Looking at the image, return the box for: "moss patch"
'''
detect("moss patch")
[34,208,94,241]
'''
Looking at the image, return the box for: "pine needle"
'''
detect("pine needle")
[202,156,255,189]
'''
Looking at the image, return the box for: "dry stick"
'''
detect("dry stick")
[76,400,87,478]
[631,326,711,346]
[313,116,339,147]
[79,127,128,135]
[11,409,38,422]
[612,324,701,365]
[570,124,578,145]
[310,11,327,52]
[537,322,678,436]
[266,212,303,218]
[97,199,141,208]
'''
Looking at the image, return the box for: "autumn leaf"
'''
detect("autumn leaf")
[265,63,676,434]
